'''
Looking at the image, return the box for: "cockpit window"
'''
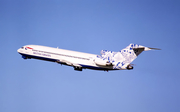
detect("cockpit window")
[21,47,24,49]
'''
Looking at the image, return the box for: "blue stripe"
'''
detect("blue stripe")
[19,53,58,62]
[79,64,117,71]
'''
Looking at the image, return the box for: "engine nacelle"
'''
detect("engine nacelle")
[94,59,112,66]
[127,64,134,70]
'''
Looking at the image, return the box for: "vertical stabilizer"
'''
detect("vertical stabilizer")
[97,44,160,70]
[114,43,160,69]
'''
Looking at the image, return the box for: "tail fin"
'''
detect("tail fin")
[98,44,160,69]
[116,43,160,69]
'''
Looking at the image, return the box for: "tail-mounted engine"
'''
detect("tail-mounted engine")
[94,59,113,66]
[127,64,134,70]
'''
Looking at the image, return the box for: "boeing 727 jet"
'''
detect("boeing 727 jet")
[17,44,160,71]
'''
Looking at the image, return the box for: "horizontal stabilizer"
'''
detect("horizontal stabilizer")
[142,47,161,51]
[148,47,161,50]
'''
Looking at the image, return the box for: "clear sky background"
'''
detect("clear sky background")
[0,0,180,112]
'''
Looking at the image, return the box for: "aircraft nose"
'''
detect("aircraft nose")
[17,48,20,53]
[17,48,22,53]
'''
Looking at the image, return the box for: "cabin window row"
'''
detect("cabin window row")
[32,49,89,60]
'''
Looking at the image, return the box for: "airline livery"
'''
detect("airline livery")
[17,44,160,71]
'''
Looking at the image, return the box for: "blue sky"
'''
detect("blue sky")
[0,0,180,112]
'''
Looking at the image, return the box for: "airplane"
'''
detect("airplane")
[17,43,160,71]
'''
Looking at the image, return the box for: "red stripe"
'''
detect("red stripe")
[26,47,33,49]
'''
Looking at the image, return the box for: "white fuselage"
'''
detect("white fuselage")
[17,45,116,71]
[18,44,159,71]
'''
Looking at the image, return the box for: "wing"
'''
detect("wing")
[56,59,83,71]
